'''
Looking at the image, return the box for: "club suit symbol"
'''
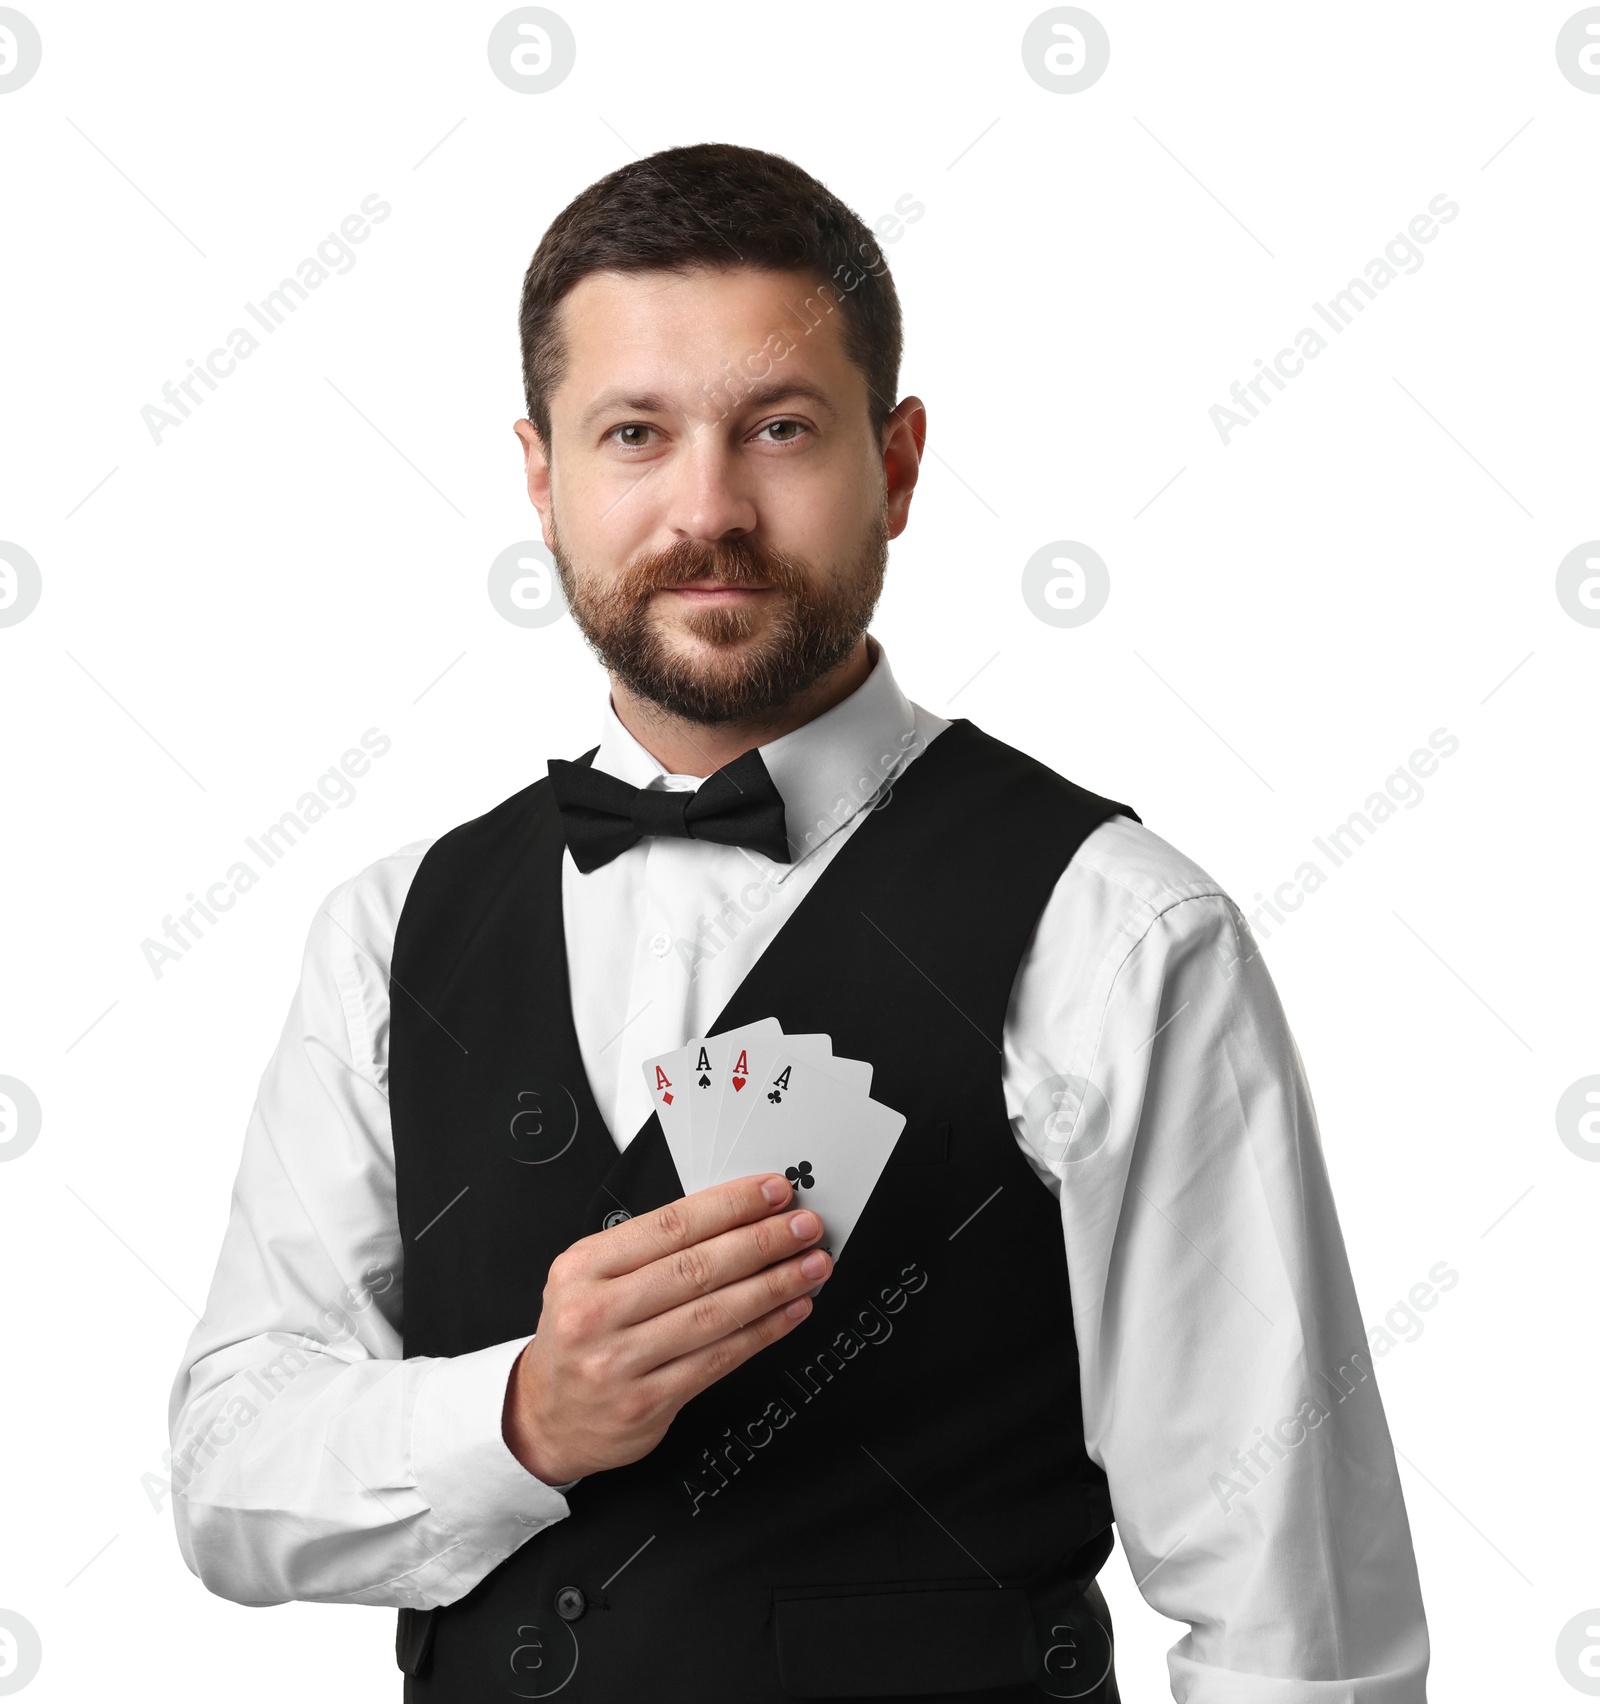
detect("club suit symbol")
[767,1089,783,1103]
[786,1161,814,1191]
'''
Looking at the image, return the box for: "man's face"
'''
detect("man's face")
[515,265,920,725]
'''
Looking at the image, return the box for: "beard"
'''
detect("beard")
[550,511,889,726]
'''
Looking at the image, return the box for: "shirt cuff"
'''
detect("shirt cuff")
[411,1335,575,1552]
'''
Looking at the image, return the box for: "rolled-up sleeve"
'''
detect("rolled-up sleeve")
[1007,817,1430,1701]
[168,847,573,1609]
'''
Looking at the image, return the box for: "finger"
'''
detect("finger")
[623,1243,832,1373]
[587,1173,793,1279]
[615,1203,827,1329]
[641,1284,823,1405]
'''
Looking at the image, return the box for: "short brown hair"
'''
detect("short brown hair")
[518,142,903,450]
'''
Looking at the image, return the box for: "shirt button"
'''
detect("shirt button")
[555,1585,586,1621]
[649,931,672,957]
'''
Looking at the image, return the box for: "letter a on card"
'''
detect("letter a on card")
[641,1044,694,1193]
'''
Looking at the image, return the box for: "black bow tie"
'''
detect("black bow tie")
[547,746,793,874]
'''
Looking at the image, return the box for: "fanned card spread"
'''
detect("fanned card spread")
[641,1019,905,1265]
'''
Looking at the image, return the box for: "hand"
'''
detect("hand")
[502,1173,831,1484]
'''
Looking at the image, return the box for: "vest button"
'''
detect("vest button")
[554,1585,586,1621]
[602,1208,632,1229]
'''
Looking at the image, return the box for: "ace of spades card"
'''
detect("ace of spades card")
[688,1017,782,1192]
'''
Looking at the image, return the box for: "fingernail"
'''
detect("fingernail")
[761,1176,791,1204]
[789,1210,819,1240]
[800,1250,829,1280]
[785,1297,811,1320]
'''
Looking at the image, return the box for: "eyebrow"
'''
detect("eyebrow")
[578,379,839,432]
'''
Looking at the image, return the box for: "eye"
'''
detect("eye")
[607,423,657,449]
[753,418,810,445]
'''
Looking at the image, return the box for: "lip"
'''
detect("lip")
[661,582,773,605]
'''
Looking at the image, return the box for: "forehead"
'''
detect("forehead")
[552,265,860,412]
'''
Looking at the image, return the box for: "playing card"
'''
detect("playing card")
[714,1052,907,1266]
[687,1019,781,1193]
[706,1030,869,1185]
[640,1043,694,1193]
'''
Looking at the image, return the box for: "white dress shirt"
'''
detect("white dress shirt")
[168,640,1429,1701]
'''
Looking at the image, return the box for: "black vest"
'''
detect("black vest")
[390,719,1136,1702]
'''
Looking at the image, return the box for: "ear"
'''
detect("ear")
[881,396,927,541]
[513,418,556,552]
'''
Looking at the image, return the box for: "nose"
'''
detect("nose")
[662,425,758,544]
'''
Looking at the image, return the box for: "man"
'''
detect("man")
[170,142,1430,1701]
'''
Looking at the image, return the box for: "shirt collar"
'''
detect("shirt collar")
[589,637,930,877]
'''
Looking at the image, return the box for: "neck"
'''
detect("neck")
[609,637,875,777]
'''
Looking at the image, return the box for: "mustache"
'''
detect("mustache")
[616,536,808,600]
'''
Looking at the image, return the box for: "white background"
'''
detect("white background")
[1,2,1596,1698]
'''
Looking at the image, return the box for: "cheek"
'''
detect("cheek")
[556,467,657,558]
[767,473,871,562]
